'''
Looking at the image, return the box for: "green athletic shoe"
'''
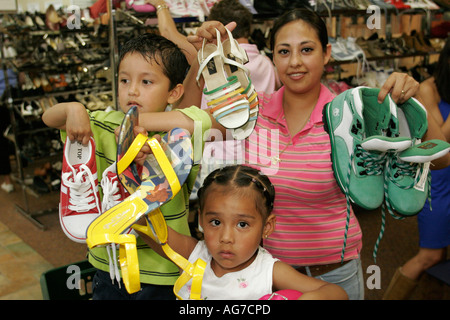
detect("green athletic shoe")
[324,86,408,210]
[384,97,432,217]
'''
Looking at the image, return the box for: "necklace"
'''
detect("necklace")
[271,137,292,165]
[270,106,315,165]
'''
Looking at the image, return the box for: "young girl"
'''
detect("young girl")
[138,165,348,300]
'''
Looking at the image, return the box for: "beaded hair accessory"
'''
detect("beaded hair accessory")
[197,165,275,213]
[241,172,275,211]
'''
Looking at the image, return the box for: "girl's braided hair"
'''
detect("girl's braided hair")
[197,165,275,218]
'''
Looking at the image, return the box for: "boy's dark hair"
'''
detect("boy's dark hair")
[118,33,189,90]
[207,0,252,39]
[197,165,275,219]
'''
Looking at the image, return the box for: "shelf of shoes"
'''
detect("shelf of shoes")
[1,17,111,99]
[328,32,444,64]
[0,6,117,229]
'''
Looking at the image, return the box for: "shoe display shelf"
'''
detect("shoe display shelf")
[323,4,446,82]
[0,15,114,229]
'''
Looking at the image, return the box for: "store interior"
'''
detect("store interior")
[0,0,449,300]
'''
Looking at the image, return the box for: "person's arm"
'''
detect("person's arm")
[41,102,92,145]
[419,78,450,142]
[135,221,198,261]
[272,261,348,300]
[146,0,197,64]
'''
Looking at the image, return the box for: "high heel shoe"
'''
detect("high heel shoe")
[46,5,63,31]
[34,13,46,30]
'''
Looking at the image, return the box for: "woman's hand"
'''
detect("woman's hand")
[377,72,419,104]
[187,21,237,51]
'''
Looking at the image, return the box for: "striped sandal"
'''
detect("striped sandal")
[196,28,249,129]
[222,28,259,139]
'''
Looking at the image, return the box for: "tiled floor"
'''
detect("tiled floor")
[0,221,52,300]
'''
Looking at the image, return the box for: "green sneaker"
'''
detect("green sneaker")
[324,86,403,210]
[384,97,431,217]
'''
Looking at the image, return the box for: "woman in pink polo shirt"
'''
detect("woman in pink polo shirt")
[188,9,449,300]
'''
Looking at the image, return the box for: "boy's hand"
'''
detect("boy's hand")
[65,103,93,145]
[134,126,152,166]
[114,125,162,166]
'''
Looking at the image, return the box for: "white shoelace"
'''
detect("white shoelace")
[101,175,122,213]
[101,172,124,287]
[62,164,101,213]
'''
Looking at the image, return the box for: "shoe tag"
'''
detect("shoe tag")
[414,161,430,192]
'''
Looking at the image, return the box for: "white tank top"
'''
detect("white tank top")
[177,241,279,300]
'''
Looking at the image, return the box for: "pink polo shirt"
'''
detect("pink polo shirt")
[243,84,363,266]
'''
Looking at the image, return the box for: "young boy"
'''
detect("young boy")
[42,33,211,299]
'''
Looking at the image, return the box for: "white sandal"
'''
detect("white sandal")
[196,29,250,129]
[222,28,259,139]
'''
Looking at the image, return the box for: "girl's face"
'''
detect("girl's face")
[199,186,275,277]
[272,20,331,94]
[118,52,180,114]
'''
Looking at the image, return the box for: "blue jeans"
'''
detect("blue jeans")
[305,258,364,300]
[92,269,175,300]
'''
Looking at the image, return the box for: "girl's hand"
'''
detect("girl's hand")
[378,72,419,104]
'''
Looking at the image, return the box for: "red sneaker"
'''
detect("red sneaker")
[59,137,101,243]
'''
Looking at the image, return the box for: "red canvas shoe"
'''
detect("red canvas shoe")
[59,137,101,243]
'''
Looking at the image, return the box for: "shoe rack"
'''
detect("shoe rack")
[0,7,114,229]
[317,3,447,82]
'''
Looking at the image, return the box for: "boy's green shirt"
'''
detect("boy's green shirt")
[61,106,211,286]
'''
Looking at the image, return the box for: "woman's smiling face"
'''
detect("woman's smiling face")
[272,20,331,94]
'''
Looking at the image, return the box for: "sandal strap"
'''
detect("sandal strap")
[196,29,223,83]
[223,27,249,65]
[88,233,141,294]
[203,75,239,97]
[210,92,247,113]
[207,87,245,107]
[214,101,249,121]
[132,210,206,300]
[116,133,148,175]
[147,138,181,196]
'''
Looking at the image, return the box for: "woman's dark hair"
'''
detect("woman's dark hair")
[197,165,275,219]
[118,33,189,90]
[434,37,450,103]
[269,8,328,52]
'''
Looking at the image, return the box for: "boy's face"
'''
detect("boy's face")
[118,52,173,114]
